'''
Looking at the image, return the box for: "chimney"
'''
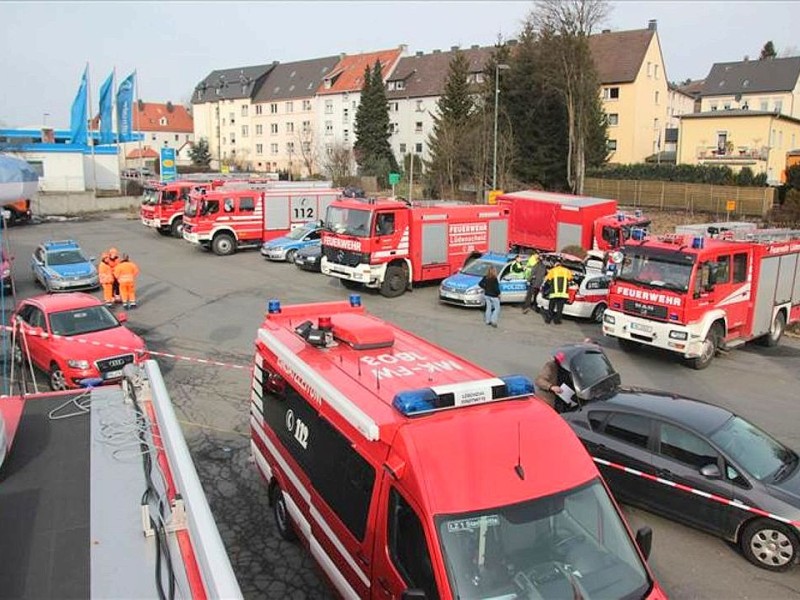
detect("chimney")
[166,101,174,113]
[415,51,423,57]
[399,44,408,54]
[602,28,611,33]
[339,52,346,60]
[648,19,657,31]
[451,45,459,52]
[137,99,144,111]
[744,55,749,62]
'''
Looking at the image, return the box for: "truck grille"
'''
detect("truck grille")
[322,246,367,267]
[96,354,135,373]
[622,299,668,321]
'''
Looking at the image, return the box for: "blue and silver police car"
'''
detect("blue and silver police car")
[439,252,529,307]
[31,240,99,293]
[260,223,323,262]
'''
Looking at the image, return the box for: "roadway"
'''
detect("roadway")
[2,214,799,599]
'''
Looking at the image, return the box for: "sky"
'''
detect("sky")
[1,1,797,128]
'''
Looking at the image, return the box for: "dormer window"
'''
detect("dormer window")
[324,79,332,90]
[159,117,168,126]
[396,81,405,90]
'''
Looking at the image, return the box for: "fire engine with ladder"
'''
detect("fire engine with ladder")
[603,227,800,369]
[320,197,509,297]
[250,296,665,599]
[181,180,340,255]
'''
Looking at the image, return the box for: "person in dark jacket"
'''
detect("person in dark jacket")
[478,265,501,328]
[522,258,547,314]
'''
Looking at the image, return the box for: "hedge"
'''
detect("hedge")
[587,163,768,187]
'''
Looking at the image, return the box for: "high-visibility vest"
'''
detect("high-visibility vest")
[114,261,140,284]
[98,261,114,285]
[546,266,572,299]
[524,255,539,279]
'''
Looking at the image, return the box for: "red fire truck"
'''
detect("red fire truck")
[320,198,509,297]
[496,190,650,253]
[603,229,800,369]
[139,179,224,238]
[181,181,340,255]
[250,297,665,600]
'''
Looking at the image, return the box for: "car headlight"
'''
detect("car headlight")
[48,270,63,280]
[603,313,616,325]
[465,287,482,296]
[67,359,91,369]
[669,330,688,340]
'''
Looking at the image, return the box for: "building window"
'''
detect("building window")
[343,129,350,142]
[608,113,619,126]
[255,105,263,115]
[285,101,293,113]
[325,99,333,114]
[415,142,423,153]
[723,102,731,110]
[186,134,190,141]
[270,123,278,135]
[415,121,423,133]
[159,117,168,126]
[415,100,423,112]
[396,80,405,90]
[775,100,783,113]
[270,143,278,155]
[151,133,157,141]
[603,87,619,100]
[241,105,248,117]
[710,103,718,111]
[654,64,659,79]
[352,100,357,109]
[286,122,294,133]
[174,134,179,141]
[242,125,248,137]
[325,121,333,135]
[255,124,263,135]
[302,120,311,133]
[270,103,278,114]
[653,118,659,131]
[399,143,407,154]
[229,112,235,122]
[303,99,312,111]
[655,91,659,105]
[393,102,399,112]
[286,141,295,154]
[607,139,617,151]
[256,144,263,155]
[230,132,236,144]
[343,108,349,123]
[302,141,311,153]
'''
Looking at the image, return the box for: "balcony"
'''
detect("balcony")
[696,145,768,163]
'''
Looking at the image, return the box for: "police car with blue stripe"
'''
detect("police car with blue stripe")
[439,252,529,307]
[260,222,324,262]
[31,240,99,293]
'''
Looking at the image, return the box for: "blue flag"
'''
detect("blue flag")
[69,66,88,145]
[116,72,135,142]
[98,73,114,144]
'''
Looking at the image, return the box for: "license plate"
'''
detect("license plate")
[630,322,653,333]
[441,290,460,299]
[103,369,124,380]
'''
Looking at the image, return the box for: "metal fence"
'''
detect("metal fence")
[584,178,777,218]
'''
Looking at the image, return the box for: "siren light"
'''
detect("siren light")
[267,299,281,314]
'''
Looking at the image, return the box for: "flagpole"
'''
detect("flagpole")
[85,63,98,193]
[135,69,144,177]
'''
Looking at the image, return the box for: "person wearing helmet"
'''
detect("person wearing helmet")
[107,248,121,302]
[113,253,140,309]
[98,252,115,306]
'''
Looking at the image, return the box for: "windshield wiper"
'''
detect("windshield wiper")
[772,455,798,482]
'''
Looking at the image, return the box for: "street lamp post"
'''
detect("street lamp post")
[492,63,511,193]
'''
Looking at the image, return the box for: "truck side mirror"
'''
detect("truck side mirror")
[635,526,653,560]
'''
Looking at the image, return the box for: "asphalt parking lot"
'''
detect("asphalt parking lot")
[2,213,800,599]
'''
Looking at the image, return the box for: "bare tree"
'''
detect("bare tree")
[295,125,318,177]
[529,0,610,194]
[322,142,354,184]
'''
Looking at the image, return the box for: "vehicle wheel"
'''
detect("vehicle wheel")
[740,519,798,571]
[170,217,183,238]
[212,233,236,256]
[687,324,721,370]
[285,249,296,264]
[380,265,407,298]
[49,362,69,391]
[591,303,607,324]
[271,484,297,542]
[156,227,171,236]
[340,279,362,290]
[618,338,640,352]
[759,311,786,348]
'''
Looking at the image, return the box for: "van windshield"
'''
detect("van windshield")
[436,479,651,600]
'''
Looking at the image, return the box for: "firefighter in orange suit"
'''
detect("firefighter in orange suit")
[98,252,115,307]
[113,254,140,309]
[107,247,122,302]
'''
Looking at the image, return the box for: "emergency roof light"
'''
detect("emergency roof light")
[349,294,362,307]
[631,228,646,241]
[616,212,625,221]
[691,236,704,249]
[393,375,534,416]
[44,240,79,250]
[267,299,281,314]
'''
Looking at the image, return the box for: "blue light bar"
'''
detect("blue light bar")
[617,212,625,222]
[267,299,281,314]
[501,375,534,396]
[631,228,645,241]
[634,209,643,218]
[349,294,362,307]
[393,389,438,415]
[692,236,704,249]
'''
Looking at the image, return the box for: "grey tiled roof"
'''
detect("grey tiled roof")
[588,29,655,85]
[253,56,341,102]
[386,46,495,99]
[701,57,800,97]
[192,64,278,104]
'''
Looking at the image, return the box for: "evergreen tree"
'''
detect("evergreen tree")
[353,61,397,186]
[189,137,212,167]
[760,41,777,60]
[427,51,476,198]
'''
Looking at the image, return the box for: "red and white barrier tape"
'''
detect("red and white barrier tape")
[593,457,800,527]
[2,323,249,371]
